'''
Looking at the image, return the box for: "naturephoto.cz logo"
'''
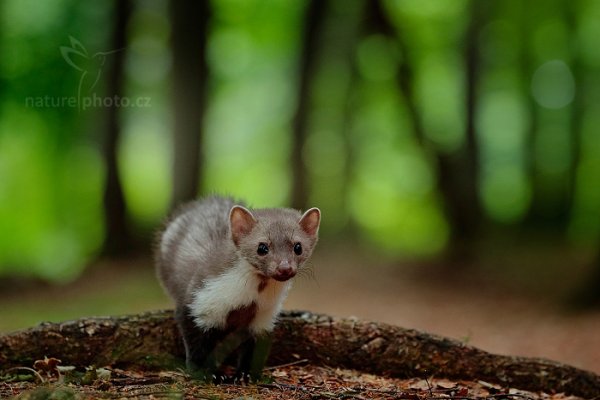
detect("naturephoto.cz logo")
[25,36,151,110]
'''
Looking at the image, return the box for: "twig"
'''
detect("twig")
[5,367,45,383]
[117,390,179,398]
[423,395,536,400]
[486,395,535,400]
[425,397,474,400]
[258,382,305,391]
[264,358,309,370]
[425,376,434,398]
[340,390,367,400]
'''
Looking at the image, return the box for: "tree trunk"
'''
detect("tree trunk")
[290,0,327,210]
[520,2,553,231]
[0,310,598,398]
[338,6,364,240]
[169,0,210,209]
[369,0,484,260]
[524,2,577,231]
[459,0,484,239]
[568,0,600,309]
[427,0,486,261]
[564,0,583,224]
[101,0,133,257]
[572,254,600,308]
[570,225,600,307]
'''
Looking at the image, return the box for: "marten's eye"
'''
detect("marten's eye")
[293,242,302,255]
[257,243,269,256]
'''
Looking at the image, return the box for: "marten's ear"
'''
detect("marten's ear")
[230,206,257,245]
[299,207,321,237]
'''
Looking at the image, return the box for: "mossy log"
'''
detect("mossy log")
[1,310,598,398]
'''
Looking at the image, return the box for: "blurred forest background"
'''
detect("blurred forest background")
[1,0,600,370]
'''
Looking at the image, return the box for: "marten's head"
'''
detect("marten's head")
[229,205,320,282]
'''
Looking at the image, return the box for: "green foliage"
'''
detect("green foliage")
[1,0,599,281]
[0,0,108,279]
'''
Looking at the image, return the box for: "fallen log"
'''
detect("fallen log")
[1,310,598,398]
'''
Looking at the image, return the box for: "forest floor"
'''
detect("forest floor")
[1,363,586,399]
[1,244,599,380]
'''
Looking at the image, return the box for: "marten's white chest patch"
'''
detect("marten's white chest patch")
[189,259,291,333]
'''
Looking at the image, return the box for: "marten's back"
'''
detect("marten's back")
[155,196,240,306]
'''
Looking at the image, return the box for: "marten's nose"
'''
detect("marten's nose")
[273,261,296,281]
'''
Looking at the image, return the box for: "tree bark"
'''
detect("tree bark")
[168,0,210,209]
[101,0,133,257]
[290,0,327,210]
[1,310,598,398]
